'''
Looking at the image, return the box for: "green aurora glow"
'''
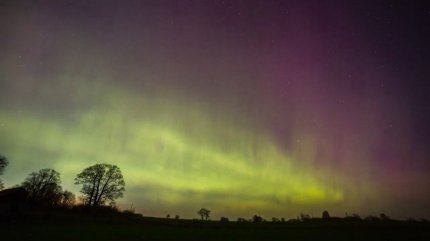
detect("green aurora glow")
[1,79,346,217]
[2,0,429,220]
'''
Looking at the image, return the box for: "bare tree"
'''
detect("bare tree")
[197,208,211,220]
[21,168,62,205]
[0,155,8,190]
[74,163,125,207]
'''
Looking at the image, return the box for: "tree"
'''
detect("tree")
[380,213,390,221]
[220,217,229,222]
[253,215,263,222]
[0,155,7,174]
[0,155,8,190]
[197,208,211,220]
[299,213,311,221]
[322,210,330,219]
[21,168,63,205]
[175,214,180,219]
[60,190,76,207]
[75,163,125,207]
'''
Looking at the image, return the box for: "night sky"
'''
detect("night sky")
[0,0,429,219]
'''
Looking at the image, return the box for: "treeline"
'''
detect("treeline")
[189,209,415,223]
[1,155,429,223]
[234,212,397,223]
[0,155,125,211]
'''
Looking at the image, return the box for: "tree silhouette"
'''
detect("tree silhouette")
[21,168,62,205]
[380,213,390,221]
[0,155,8,190]
[220,217,229,222]
[299,213,311,221]
[253,215,263,222]
[197,208,211,220]
[75,163,125,207]
[60,190,76,207]
[175,214,180,219]
[322,210,330,219]
[0,155,7,174]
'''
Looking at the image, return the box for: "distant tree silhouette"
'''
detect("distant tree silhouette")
[75,163,125,207]
[220,217,229,222]
[0,155,8,190]
[60,190,75,207]
[175,214,180,219]
[253,215,263,222]
[0,155,7,174]
[345,213,362,220]
[322,210,330,219]
[21,168,62,205]
[299,213,311,221]
[166,214,170,219]
[197,208,211,220]
[281,217,286,222]
[272,217,280,222]
[365,215,380,221]
[237,217,246,222]
[380,213,390,221]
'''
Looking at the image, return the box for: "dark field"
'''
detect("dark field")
[1,212,429,241]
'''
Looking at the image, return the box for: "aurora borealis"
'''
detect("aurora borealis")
[0,0,429,219]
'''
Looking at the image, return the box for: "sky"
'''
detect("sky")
[0,0,429,220]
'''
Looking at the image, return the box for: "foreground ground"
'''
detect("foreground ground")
[1,211,429,241]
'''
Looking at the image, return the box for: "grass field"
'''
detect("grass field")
[1,211,429,241]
